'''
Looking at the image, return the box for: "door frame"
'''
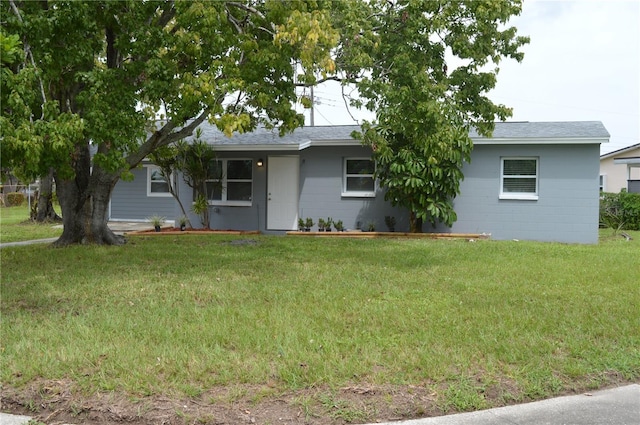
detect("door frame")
[266,155,299,230]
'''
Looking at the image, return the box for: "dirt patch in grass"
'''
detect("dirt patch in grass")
[2,375,635,425]
[2,381,441,425]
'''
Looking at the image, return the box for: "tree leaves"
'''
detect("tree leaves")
[345,0,528,229]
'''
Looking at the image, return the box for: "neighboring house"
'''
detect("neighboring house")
[110,121,609,243]
[599,143,640,193]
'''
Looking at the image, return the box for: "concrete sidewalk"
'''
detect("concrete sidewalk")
[1,384,638,425]
[376,384,640,425]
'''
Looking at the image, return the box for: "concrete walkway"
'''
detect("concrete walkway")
[1,384,638,425]
[0,221,154,248]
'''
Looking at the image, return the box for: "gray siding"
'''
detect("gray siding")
[111,140,603,243]
[110,167,176,221]
[440,144,601,243]
[298,146,407,231]
[174,148,409,232]
[176,152,269,231]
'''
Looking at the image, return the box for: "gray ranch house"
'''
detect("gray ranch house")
[110,121,609,243]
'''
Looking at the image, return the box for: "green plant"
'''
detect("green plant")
[334,220,344,231]
[298,218,305,231]
[325,217,333,231]
[600,192,640,231]
[179,137,218,229]
[304,217,314,230]
[191,195,209,228]
[6,192,25,206]
[178,215,189,230]
[318,218,325,231]
[367,221,376,232]
[384,215,396,231]
[147,214,166,228]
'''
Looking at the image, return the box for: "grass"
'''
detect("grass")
[0,204,62,243]
[1,227,639,413]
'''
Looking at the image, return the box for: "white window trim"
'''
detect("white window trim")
[599,174,607,192]
[342,157,376,198]
[206,158,253,207]
[499,157,539,201]
[146,165,172,197]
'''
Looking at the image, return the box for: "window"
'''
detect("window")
[147,165,171,197]
[500,157,538,200]
[343,158,375,197]
[599,174,607,192]
[205,159,253,206]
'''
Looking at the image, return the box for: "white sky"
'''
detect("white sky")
[298,0,640,155]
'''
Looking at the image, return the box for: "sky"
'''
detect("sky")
[298,0,640,155]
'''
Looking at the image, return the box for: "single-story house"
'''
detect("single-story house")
[599,143,640,193]
[110,121,609,243]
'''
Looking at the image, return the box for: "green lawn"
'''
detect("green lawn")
[1,230,639,417]
[0,205,62,243]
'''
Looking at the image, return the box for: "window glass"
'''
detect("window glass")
[346,176,375,192]
[503,178,537,193]
[206,181,222,200]
[227,160,252,179]
[208,160,223,179]
[227,182,252,201]
[148,166,170,196]
[501,158,538,198]
[347,159,375,175]
[203,159,253,205]
[344,158,375,196]
[504,159,537,176]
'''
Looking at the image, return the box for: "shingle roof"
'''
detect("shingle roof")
[192,124,359,148]
[190,121,609,150]
[600,142,640,159]
[470,121,610,139]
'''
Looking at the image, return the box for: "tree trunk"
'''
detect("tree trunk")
[53,146,124,246]
[34,169,62,222]
[409,211,423,233]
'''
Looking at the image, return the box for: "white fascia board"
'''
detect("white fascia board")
[601,143,640,159]
[298,139,362,150]
[209,139,361,152]
[472,137,608,145]
[210,144,301,152]
[613,157,640,165]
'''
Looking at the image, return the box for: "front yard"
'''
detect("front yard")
[1,219,638,424]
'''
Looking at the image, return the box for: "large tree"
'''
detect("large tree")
[1,0,338,245]
[337,0,528,231]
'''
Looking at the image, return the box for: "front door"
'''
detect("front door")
[267,155,299,230]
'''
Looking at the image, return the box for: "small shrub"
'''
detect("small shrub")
[600,191,640,231]
[6,192,25,206]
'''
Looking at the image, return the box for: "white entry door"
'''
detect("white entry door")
[267,156,299,230]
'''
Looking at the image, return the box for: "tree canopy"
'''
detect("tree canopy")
[340,0,528,230]
[1,0,338,245]
[1,0,528,242]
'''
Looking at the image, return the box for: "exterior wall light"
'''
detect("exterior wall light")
[257,158,264,167]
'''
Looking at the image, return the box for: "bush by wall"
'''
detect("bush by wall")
[600,191,640,231]
[5,192,25,207]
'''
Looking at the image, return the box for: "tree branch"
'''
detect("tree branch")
[126,108,211,169]
[156,1,176,28]
[226,2,266,20]
[9,0,47,120]
[295,76,345,87]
